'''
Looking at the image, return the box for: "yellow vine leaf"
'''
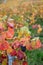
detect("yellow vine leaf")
[2,59,7,65]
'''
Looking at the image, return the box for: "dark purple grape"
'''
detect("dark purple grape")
[0,59,2,63]
[21,46,26,52]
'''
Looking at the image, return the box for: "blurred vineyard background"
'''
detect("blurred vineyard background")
[0,0,43,42]
[0,0,43,8]
[0,0,43,65]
